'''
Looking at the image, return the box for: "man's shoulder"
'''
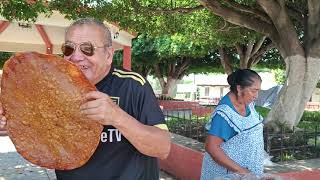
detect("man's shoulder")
[112,68,147,86]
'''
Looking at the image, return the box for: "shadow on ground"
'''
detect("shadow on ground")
[0,151,56,180]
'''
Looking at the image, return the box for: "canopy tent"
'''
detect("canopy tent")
[0,11,135,70]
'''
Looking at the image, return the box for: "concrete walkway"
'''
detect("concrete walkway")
[0,136,175,180]
[265,158,320,174]
[1,135,320,180]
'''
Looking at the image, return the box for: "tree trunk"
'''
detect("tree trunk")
[134,65,151,78]
[197,0,320,128]
[154,59,190,97]
[161,78,179,97]
[265,55,320,128]
[218,47,233,75]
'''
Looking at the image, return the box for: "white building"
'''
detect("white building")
[176,72,278,104]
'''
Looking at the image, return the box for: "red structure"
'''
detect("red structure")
[159,143,203,180]
[35,24,53,54]
[123,46,132,70]
[159,142,320,180]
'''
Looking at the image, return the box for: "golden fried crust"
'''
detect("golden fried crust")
[0,52,103,170]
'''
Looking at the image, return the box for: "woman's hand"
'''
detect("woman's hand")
[205,135,251,174]
[236,168,250,174]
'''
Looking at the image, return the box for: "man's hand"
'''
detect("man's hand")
[81,92,171,159]
[80,91,121,126]
[0,102,7,129]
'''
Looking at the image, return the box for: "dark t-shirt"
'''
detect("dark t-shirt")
[55,67,167,180]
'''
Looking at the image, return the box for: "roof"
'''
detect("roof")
[0,11,136,54]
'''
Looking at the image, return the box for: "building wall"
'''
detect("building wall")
[198,86,229,99]
[311,88,320,102]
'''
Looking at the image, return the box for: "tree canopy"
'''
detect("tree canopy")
[107,0,320,127]
[2,0,303,127]
[0,0,285,78]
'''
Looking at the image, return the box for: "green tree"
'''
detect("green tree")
[124,34,222,97]
[0,52,12,69]
[194,0,319,128]
[118,33,281,97]
[107,0,319,128]
[0,0,290,125]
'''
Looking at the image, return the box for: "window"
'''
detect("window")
[205,87,210,96]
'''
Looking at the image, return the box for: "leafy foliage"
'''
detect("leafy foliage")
[116,33,227,77]
[0,52,12,69]
[0,0,49,22]
[256,48,285,69]
[272,69,286,84]
[0,0,284,76]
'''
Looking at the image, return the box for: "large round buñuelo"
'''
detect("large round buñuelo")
[0,52,103,170]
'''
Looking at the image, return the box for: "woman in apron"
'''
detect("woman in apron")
[201,69,264,179]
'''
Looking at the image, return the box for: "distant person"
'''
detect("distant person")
[201,69,264,179]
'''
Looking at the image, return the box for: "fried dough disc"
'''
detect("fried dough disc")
[0,52,103,170]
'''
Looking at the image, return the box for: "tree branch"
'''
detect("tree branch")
[168,62,174,77]
[153,64,165,88]
[223,0,272,24]
[177,64,190,79]
[218,47,233,75]
[244,41,254,65]
[235,43,247,69]
[171,60,176,76]
[198,0,275,36]
[248,42,275,67]
[307,0,320,57]
[175,58,190,79]
[257,0,304,57]
[286,5,304,23]
[155,5,204,14]
[235,43,244,58]
[130,0,204,15]
[249,55,263,68]
[251,36,266,55]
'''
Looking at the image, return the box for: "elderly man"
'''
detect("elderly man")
[0,18,170,180]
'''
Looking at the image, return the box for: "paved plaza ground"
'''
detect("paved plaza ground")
[0,136,175,180]
[1,135,320,180]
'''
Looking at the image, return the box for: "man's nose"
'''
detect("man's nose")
[69,47,84,62]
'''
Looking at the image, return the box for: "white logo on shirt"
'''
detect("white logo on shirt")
[100,129,122,142]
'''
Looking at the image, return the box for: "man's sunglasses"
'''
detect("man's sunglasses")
[61,42,108,57]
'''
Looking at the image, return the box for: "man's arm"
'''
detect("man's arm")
[114,110,170,159]
[80,91,171,159]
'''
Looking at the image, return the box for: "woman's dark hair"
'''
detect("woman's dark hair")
[227,69,262,96]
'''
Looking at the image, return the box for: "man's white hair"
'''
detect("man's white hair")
[66,18,112,47]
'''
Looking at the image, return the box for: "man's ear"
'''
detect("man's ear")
[106,48,114,65]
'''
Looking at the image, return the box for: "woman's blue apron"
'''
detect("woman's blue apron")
[201,103,264,179]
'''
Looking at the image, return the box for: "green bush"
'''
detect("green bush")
[255,106,320,125]
[301,111,320,122]
[255,106,270,118]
